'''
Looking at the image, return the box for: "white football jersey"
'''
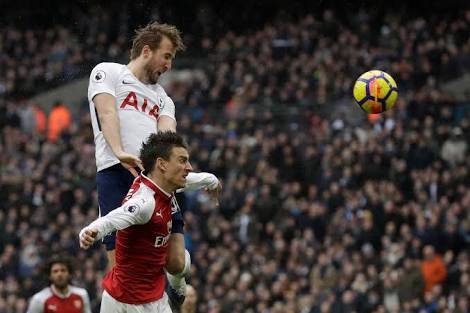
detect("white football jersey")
[88,62,176,171]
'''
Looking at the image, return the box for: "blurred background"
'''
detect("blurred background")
[1,1,470,312]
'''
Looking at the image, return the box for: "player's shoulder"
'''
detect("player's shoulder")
[92,62,125,72]
[89,62,125,81]
[133,183,158,206]
[153,84,175,109]
[31,287,53,303]
[154,83,170,96]
[123,183,157,215]
[69,285,89,298]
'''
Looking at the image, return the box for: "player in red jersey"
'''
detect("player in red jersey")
[79,131,193,312]
[27,255,91,313]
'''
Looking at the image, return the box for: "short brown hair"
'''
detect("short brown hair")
[140,131,188,174]
[44,254,74,282]
[130,22,186,60]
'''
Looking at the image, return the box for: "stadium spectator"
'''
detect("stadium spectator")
[441,127,468,167]
[180,285,198,313]
[397,257,425,305]
[421,245,448,294]
[33,103,47,135]
[47,101,71,142]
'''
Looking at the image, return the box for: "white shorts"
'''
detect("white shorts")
[100,290,172,313]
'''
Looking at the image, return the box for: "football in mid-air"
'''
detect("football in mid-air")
[353,70,398,114]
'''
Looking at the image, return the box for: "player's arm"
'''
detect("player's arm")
[166,198,187,273]
[79,197,154,249]
[89,64,142,176]
[158,115,177,132]
[181,172,219,192]
[94,93,143,176]
[178,172,222,206]
[94,93,124,155]
[157,94,177,132]
[166,233,186,274]
[26,295,44,313]
[82,290,92,313]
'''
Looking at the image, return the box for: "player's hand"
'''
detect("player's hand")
[206,181,222,207]
[116,151,144,177]
[79,228,98,249]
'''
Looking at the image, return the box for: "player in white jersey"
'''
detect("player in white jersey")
[27,255,91,313]
[87,22,220,307]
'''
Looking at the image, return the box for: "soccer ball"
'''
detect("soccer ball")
[353,70,398,114]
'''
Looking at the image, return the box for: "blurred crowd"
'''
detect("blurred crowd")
[1,5,470,313]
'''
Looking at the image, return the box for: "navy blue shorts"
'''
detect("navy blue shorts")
[96,164,135,251]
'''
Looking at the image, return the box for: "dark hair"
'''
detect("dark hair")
[130,22,186,60]
[44,254,74,277]
[140,131,188,173]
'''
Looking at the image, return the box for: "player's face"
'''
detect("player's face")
[165,147,192,189]
[49,263,71,289]
[183,285,197,306]
[145,36,176,84]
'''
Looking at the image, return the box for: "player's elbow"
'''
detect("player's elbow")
[166,252,185,275]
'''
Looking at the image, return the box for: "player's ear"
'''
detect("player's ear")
[156,157,167,172]
[142,45,152,58]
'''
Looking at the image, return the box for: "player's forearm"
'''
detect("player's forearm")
[180,172,219,192]
[166,233,186,274]
[85,217,117,242]
[99,111,125,156]
[82,206,149,242]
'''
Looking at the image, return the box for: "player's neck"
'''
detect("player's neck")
[127,60,149,84]
[51,284,69,296]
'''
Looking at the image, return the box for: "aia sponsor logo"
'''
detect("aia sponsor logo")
[120,92,164,119]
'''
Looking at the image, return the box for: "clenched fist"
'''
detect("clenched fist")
[79,228,98,249]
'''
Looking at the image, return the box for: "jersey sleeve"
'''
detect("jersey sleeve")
[72,287,92,313]
[177,172,219,192]
[158,96,176,121]
[81,195,155,242]
[83,292,92,313]
[88,62,120,101]
[26,294,44,313]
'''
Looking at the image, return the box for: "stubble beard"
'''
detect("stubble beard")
[144,63,158,85]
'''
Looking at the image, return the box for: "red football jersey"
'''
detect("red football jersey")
[27,285,91,313]
[101,174,173,304]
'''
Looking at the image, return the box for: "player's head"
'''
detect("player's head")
[130,22,185,84]
[140,131,192,190]
[181,285,198,312]
[45,255,73,289]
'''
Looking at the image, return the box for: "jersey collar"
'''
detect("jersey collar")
[140,173,172,198]
[50,285,71,298]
